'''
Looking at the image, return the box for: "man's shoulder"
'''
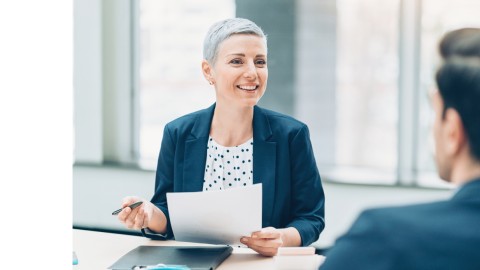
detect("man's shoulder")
[359,200,452,226]
[366,200,451,214]
[323,199,480,270]
[364,196,480,234]
[340,200,455,243]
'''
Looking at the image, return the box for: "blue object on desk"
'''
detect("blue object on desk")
[132,264,190,270]
[73,251,78,265]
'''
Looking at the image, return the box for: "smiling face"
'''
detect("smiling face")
[202,34,268,108]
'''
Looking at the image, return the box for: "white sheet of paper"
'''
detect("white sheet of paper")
[167,183,262,245]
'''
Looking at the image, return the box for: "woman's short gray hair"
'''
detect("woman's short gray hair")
[203,18,267,64]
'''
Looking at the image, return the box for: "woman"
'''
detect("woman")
[118,18,325,257]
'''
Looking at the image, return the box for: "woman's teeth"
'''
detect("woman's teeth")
[237,85,257,90]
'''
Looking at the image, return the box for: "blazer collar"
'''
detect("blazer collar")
[253,105,273,141]
[452,178,480,203]
[189,103,216,140]
[182,104,215,192]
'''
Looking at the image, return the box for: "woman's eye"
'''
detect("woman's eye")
[255,59,267,65]
[230,59,243,64]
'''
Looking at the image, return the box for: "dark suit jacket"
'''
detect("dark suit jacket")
[321,178,480,270]
[148,104,325,246]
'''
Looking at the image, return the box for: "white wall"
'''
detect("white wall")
[74,0,103,163]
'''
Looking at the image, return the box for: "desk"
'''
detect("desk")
[73,229,324,269]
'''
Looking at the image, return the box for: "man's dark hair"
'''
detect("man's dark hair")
[439,28,480,58]
[436,28,480,161]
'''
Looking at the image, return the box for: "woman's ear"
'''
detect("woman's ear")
[202,60,215,85]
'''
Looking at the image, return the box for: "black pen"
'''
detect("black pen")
[112,201,143,215]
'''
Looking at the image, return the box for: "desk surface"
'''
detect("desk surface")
[73,229,324,270]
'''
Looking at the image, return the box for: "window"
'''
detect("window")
[138,0,235,168]
[328,0,399,184]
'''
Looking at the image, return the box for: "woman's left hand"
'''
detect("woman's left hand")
[240,227,284,256]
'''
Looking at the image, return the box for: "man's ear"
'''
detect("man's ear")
[444,108,466,156]
[201,60,214,84]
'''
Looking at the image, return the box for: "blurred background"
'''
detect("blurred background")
[73,0,480,248]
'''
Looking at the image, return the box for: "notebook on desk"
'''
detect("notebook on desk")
[108,245,233,270]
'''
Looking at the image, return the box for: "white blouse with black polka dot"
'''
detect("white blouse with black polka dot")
[202,136,253,191]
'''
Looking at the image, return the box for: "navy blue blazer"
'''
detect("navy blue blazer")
[149,104,325,246]
[321,178,480,270]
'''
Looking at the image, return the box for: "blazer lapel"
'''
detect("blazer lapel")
[183,104,216,192]
[253,106,276,227]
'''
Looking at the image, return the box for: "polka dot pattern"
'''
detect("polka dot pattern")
[203,136,253,191]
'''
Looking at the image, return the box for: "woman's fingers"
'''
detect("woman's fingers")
[117,206,131,222]
[244,239,281,256]
[121,196,138,208]
[241,233,283,257]
[118,196,147,229]
[120,206,140,228]
[133,208,145,229]
[240,227,284,256]
[126,208,136,228]
[243,237,283,248]
[251,227,281,239]
[119,201,152,229]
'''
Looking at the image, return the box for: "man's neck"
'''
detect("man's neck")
[450,157,480,185]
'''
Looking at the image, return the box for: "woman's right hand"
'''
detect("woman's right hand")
[117,196,154,230]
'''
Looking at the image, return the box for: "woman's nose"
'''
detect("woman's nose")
[243,62,257,79]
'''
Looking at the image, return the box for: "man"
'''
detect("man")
[320,28,480,270]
